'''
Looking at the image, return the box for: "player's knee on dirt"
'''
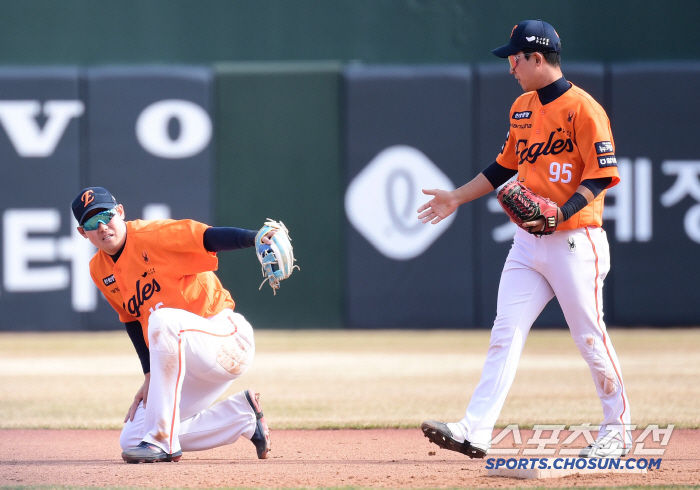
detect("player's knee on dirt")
[148,308,182,354]
[120,420,143,450]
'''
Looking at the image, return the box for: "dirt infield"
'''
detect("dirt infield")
[0,428,697,488]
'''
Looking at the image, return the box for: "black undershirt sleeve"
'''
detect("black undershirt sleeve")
[559,193,588,222]
[203,227,257,252]
[560,177,613,222]
[125,321,150,374]
[481,161,518,189]
[580,177,613,198]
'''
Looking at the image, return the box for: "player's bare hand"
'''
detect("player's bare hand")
[261,229,277,245]
[125,373,151,423]
[523,208,564,233]
[417,189,458,224]
[523,207,562,234]
[522,217,546,234]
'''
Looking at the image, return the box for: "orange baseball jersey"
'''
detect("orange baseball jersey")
[496,83,620,231]
[89,219,235,345]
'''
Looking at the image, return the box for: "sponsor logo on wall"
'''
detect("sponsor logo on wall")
[345,145,456,260]
[0,99,211,159]
[0,92,205,312]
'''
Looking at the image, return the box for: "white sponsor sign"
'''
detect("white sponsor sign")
[0,100,84,157]
[136,99,212,159]
[2,209,96,311]
[660,160,700,243]
[345,145,456,260]
[0,98,211,160]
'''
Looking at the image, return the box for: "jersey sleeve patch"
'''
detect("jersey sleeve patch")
[595,141,614,154]
[512,111,532,120]
[598,155,618,168]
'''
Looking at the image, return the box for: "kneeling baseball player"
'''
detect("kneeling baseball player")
[71,187,296,463]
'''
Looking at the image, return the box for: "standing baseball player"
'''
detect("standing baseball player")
[418,20,631,459]
[71,186,277,463]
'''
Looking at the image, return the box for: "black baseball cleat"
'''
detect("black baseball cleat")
[421,420,487,459]
[121,441,182,463]
[245,390,271,459]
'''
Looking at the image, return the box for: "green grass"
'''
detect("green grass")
[0,329,698,429]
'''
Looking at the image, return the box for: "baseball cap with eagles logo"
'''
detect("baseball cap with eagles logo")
[492,19,561,58]
[71,187,118,225]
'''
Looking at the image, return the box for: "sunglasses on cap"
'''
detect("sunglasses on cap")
[81,207,118,231]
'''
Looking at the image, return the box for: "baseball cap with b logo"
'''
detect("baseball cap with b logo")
[71,187,118,225]
[492,19,561,58]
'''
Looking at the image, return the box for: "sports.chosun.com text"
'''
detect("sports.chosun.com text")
[485,457,661,471]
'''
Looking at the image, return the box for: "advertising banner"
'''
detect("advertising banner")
[343,65,475,328]
[606,62,700,324]
[2,61,698,330]
[0,68,85,330]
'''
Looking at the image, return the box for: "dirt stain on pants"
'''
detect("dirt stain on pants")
[216,335,253,376]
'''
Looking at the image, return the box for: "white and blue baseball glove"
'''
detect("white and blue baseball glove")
[255,219,299,294]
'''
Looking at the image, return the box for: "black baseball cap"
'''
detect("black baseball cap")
[71,187,118,225]
[492,19,561,58]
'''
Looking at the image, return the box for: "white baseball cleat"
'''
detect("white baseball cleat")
[421,420,488,459]
[579,436,630,458]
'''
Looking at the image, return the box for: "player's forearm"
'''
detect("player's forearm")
[576,185,595,202]
[203,227,257,252]
[452,173,496,206]
[125,321,150,374]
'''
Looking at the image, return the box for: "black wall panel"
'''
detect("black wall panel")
[607,62,700,325]
[0,68,84,330]
[343,65,475,328]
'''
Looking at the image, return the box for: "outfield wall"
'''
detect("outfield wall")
[0,1,698,65]
[0,62,698,329]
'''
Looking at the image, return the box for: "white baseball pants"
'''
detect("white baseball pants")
[458,226,631,449]
[120,308,258,455]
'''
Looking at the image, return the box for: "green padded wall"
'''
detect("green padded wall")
[214,62,343,328]
[1,1,697,65]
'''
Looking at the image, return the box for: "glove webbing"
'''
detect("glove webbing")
[258,250,280,292]
[503,187,540,222]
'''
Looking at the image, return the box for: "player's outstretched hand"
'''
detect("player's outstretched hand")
[125,373,151,423]
[417,188,458,224]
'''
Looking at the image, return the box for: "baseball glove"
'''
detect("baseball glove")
[497,181,558,236]
[255,219,300,294]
